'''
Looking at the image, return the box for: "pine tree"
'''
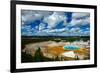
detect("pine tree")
[55,56,60,61]
[33,47,43,62]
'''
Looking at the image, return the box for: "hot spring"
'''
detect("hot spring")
[63,45,80,50]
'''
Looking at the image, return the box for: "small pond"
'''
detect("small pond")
[63,45,80,50]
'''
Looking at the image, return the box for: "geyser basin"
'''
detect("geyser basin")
[63,45,80,50]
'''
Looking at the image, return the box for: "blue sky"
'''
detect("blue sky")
[21,10,90,36]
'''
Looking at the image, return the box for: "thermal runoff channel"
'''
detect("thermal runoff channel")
[21,10,90,62]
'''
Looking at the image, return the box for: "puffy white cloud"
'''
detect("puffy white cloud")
[43,12,67,29]
[36,11,53,17]
[39,23,46,31]
[21,10,53,25]
[70,13,90,26]
[21,25,31,30]
[72,13,90,19]
[21,13,42,25]
[70,17,90,26]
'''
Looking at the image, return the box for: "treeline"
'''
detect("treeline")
[21,36,90,49]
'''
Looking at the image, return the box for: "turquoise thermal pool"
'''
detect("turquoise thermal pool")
[63,45,80,50]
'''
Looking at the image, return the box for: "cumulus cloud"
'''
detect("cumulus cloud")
[21,10,90,36]
[21,10,53,25]
[21,13,42,25]
[38,23,46,31]
[72,13,90,19]
[43,12,67,29]
[69,12,90,27]
[70,17,90,26]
